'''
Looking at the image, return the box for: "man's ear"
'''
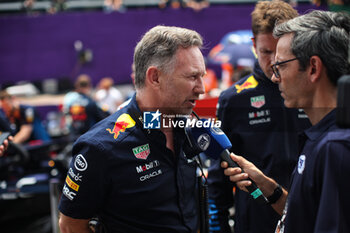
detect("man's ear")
[309,55,323,83]
[145,66,161,88]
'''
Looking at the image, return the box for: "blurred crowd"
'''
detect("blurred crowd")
[17,0,350,16]
[20,0,211,15]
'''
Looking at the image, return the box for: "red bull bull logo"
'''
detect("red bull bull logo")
[106,113,135,139]
[235,75,258,93]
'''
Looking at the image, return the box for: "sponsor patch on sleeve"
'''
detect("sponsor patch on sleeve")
[65,175,80,191]
[62,184,77,201]
[74,154,88,171]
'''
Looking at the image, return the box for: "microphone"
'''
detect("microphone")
[185,118,268,204]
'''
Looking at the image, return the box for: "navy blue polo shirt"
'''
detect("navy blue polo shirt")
[284,110,350,233]
[8,105,50,142]
[207,61,311,233]
[63,92,108,135]
[58,95,199,233]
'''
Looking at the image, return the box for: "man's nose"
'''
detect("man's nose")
[195,76,205,95]
[271,73,281,84]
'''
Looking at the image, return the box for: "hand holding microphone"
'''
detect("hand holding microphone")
[221,153,265,194]
[185,118,268,204]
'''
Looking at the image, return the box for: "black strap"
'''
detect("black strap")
[267,184,283,204]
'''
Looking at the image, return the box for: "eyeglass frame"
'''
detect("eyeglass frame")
[271,57,299,79]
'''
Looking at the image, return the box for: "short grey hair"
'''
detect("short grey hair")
[133,25,203,89]
[273,10,350,85]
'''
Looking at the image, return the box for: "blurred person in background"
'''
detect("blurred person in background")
[312,0,350,14]
[63,74,108,137]
[207,1,311,233]
[21,0,37,15]
[0,107,14,155]
[47,0,67,14]
[159,0,184,9]
[0,90,51,144]
[0,108,13,156]
[186,0,210,11]
[117,63,136,110]
[103,0,126,13]
[0,136,11,157]
[95,77,124,114]
[0,104,15,135]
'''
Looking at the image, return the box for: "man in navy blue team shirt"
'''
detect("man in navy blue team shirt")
[222,10,350,233]
[58,25,206,233]
[0,90,50,144]
[207,1,310,233]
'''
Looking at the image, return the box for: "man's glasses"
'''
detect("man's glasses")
[271,57,298,79]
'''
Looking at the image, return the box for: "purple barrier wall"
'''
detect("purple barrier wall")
[0,4,324,88]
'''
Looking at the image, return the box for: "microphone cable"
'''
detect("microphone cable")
[191,110,209,233]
